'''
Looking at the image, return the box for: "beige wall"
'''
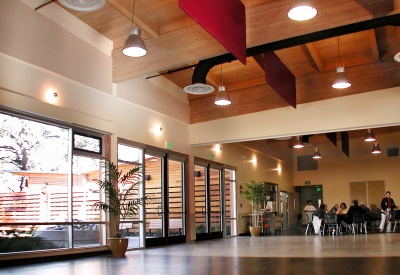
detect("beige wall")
[0,1,112,95]
[293,132,400,211]
[189,87,400,146]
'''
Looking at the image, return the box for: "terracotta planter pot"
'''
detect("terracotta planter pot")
[108,238,129,256]
[249,226,261,237]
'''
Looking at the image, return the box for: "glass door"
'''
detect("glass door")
[195,160,223,241]
[224,168,237,237]
[145,150,186,247]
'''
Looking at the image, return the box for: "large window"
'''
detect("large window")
[0,112,108,253]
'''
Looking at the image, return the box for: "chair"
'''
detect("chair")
[352,212,367,234]
[323,213,338,235]
[305,212,314,235]
[388,210,397,232]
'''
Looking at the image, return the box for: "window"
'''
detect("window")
[0,112,108,253]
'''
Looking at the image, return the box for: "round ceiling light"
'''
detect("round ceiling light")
[288,2,317,21]
[394,52,400,62]
[183,83,215,95]
[58,0,105,12]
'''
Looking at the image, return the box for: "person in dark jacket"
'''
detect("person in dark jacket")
[380,191,397,233]
[341,200,366,230]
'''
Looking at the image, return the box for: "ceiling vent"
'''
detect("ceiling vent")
[58,0,105,11]
[387,148,399,157]
[183,83,215,95]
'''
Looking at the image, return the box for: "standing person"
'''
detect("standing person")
[380,191,397,233]
[304,200,317,224]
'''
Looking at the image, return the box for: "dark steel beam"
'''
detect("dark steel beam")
[192,13,400,84]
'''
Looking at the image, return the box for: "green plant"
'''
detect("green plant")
[0,233,64,252]
[93,161,147,238]
[242,180,270,227]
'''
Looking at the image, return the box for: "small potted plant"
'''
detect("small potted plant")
[93,161,147,256]
[242,180,270,237]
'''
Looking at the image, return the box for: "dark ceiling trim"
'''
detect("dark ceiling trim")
[192,13,400,84]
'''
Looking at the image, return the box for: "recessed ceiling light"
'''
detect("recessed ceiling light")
[288,1,317,21]
[394,52,400,62]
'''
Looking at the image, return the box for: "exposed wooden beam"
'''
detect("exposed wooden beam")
[107,0,160,38]
[160,17,196,34]
[305,43,325,73]
[249,55,265,71]
[368,29,380,61]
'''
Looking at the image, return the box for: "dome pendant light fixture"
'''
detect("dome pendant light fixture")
[364,129,376,142]
[332,37,351,89]
[372,143,381,154]
[122,0,147,57]
[313,148,322,159]
[215,86,231,106]
[215,64,231,106]
[293,136,304,148]
[288,0,317,21]
[312,135,321,159]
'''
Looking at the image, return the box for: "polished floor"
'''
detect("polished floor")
[2,231,400,275]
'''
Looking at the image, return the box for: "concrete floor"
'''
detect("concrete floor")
[2,233,400,275]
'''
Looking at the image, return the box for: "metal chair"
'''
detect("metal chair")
[352,212,367,234]
[305,212,314,235]
[388,210,397,232]
[323,213,338,235]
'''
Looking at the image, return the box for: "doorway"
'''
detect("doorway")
[144,149,187,248]
[350,181,385,207]
[296,185,323,225]
[280,191,288,229]
[194,160,224,241]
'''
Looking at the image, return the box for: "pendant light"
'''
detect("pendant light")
[288,0,317,21]
[364,129,376,142]
[332,37,351,89]
[372,143,381,154]
[215,64,231,106]
[122,0,147,57]
[293,136,304,148]
[313,148,322,159]
[312,135,321,159]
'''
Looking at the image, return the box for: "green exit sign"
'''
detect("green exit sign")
[209,154,214,160]
[305,181,311,185]
[316,187,321,192]
[166,141,173,149]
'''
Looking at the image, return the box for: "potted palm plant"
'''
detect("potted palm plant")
[242,180,270,237]
[93,161,147,256]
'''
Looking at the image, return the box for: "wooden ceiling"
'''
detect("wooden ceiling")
[56,0,400,125]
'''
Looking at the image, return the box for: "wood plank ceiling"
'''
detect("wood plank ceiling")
[57,0,400,127]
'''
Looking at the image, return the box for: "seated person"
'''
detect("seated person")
[337,202,348,215]
[341,200,366,231]
[313,203,326,234]
[304,199,317,224]
[330,204,339,213]
[369,204,381,221]
[360,201,371,220]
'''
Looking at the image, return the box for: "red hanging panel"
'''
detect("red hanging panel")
[179,0,247,64]
[264,52,296,108]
